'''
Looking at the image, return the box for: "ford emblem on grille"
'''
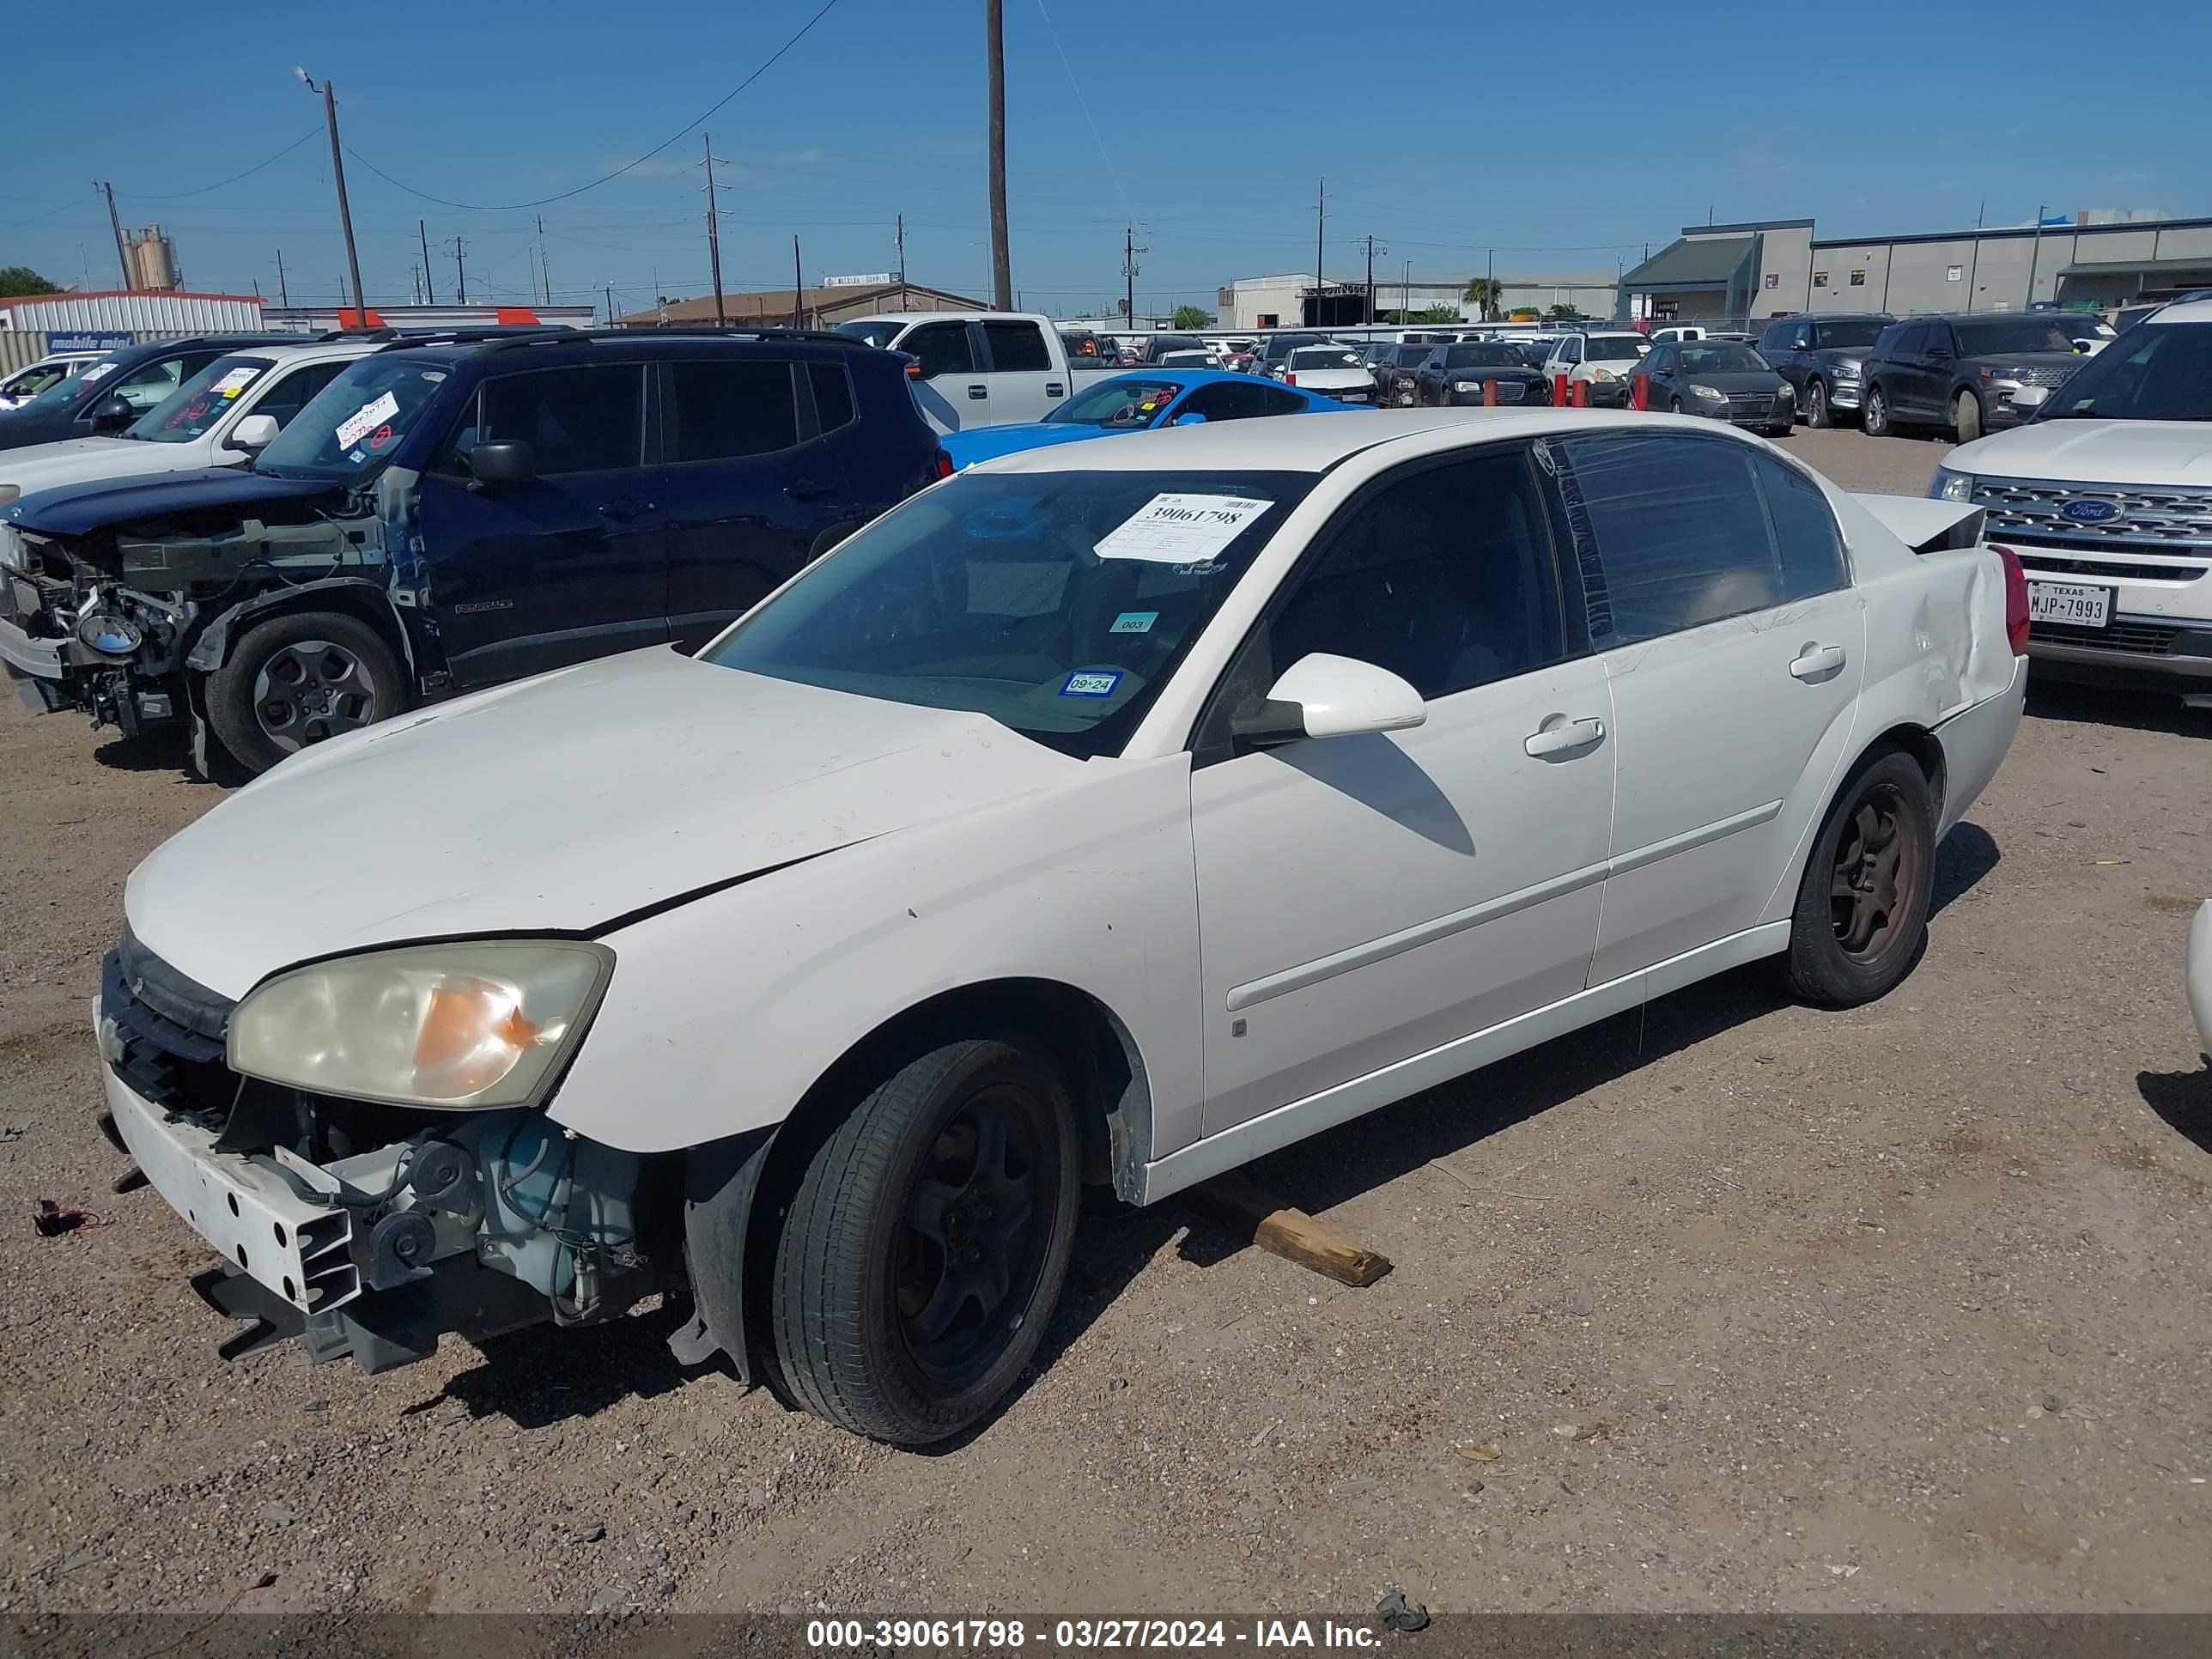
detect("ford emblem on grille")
[2063,498,2118,523]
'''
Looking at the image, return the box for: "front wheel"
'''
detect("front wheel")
[1777,750,1936,1007]
[204,610,404,775]
[1862,383,1893,436]
[1803,378,1832,428]
[1953,389,1984,445]
[768,1036,1081,1445]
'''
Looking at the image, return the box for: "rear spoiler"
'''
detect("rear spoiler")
[1850,493,1985,554]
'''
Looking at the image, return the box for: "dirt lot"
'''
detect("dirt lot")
[3,425,2209,1617]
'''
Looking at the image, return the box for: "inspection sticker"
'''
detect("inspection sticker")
[78,362,117,385]
[335,390,399,449]
[1109,611,1158,634]
[210,368,258,398]
[1094,493,1270,563]
[1060,671,1122,698]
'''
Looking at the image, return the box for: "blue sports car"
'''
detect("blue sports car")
[939,368,1366,471]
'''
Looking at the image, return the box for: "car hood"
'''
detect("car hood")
[1682,370,1786,391]
[941,422,1115,469]
[0,435,200,496]
[2,468,340,539]
[1949,419,2212,486]
[125,645,1083,998]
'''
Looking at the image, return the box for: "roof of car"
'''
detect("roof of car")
[2148,295,2212,325]
[969,407,1658,476]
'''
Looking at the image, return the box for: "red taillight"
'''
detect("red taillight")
[933,447,954,480]
[1995,544,2031,655]
[1285,372,1297,386]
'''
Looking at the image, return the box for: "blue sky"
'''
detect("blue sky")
[4,0,2204,319]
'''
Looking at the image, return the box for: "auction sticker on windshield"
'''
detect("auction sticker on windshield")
[1095,494,1272,563]
[335,391,400,449]
[210,368,258,398]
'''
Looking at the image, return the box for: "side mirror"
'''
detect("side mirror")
[1234,653,1426,750]
[467,438,536,487]
[86,394,135,432]
[231,414,280,451]
[1170,410,1208,426]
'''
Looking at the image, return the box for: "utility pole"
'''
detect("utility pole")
[296,70,368,329]
[896,213,908,310]
[986,0,1012,308]
[1966,200,1984,306]
[410,264,422,305]
[605,281,617,325]
[703,133,727,327]
[793,236,805,327]
[274,247,290,307]
[1313,176,1325,326]
[536,214,550,306]
[1403,259,1411,321]
[1363,234,1378,324]
[1122,226,1141,337]
[446,236,468,305]
[98,182,131,289]
[2026,203,2048,308]
[419,219,435,305]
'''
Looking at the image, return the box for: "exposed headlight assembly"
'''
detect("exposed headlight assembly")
[228,939,616,1109]
[1929,468,1977,503]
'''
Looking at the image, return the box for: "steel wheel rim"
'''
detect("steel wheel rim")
[1830,781,1917,963]
[252,639,380,752]
[892,1084,1057,1391]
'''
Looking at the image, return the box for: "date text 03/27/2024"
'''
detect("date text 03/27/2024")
[806,1619,1385,1650]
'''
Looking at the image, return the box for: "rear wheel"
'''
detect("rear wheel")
[1862,383,1893,437]
[1953,389,1984,444]
[205,611,404,775]
[1803,378,1833,428]
[768,1036,1080,1445]
[1777,750,1936,1007]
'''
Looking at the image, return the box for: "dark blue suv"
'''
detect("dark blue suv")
[1,329,942,772]
[0,335,289,452]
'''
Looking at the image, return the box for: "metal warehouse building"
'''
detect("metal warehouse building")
[1218,271,1622,331]
[1621,212,2212,324]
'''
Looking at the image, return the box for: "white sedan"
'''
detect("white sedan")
[97,410,2026,1444]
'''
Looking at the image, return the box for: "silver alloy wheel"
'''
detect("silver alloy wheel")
[1806,380,1827,427]
[251,638,381,751]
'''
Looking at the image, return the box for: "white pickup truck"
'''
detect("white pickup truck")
[833,311,1121,433]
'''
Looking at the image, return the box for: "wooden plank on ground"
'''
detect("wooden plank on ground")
[1188,1170,1393,1288]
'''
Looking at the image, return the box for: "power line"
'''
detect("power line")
[1033,0,1133,226]
[120,128,323,202]
[339,0,848,213]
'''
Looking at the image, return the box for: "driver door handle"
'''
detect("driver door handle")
[1523,716,1605,758]
[783,478,834,501]
[597,499,655,521]
[1790,644,1847,680]
[966,383,988,400]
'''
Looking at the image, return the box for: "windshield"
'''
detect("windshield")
[1045,377,1182,428]
[834,319,904,349]
[1443,343,1519,368]
[15,353,125,413]
[2037,320,2212,422]
[1810,319,1886,349]
[127,355,273,444]
[1289,347,1361,368]
[1586,337,1649,363]
[252,356,453,481]
[1956,319,2076,357]
[701,468,1316,757]
[3,361,76,399]
[1677,344,1770,374]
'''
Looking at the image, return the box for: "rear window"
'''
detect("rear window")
[834,319,903,349]
[668,360,799,462]
[1584,337,1649,364]
[1288,347,1362,368]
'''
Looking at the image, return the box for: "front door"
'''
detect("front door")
[1189,442,1616,1134]
[659,355,854,651]
[416,362,666,689]
[977,317,1065,423]
[1546,429,1866,985]
[899,319,988,433]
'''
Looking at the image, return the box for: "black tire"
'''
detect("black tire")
[1862,382,1893,437]
[1667,395,1685,415]
[1803,377,1833,428]
[204,610,404,775]
[1777,749,1937,1008]
[1953,388,1984,445]
[769,1035,1081,1445]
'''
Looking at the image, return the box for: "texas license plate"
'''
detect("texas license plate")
[2027,580,2112,629]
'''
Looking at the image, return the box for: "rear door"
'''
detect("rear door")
[898,319,988,433]
[658,353,854,652]
[415,362,666,688]
[1548,429,1864,984]
[978,318,1066,422]
[1893,325,1940,416]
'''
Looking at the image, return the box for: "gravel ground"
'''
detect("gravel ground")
[3,424,2209,1617]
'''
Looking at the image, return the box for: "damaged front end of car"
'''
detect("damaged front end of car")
[94,929,672,1373]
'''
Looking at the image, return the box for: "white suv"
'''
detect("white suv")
[1929,294,2212,708]
[0,335,378,515]
[1542,331,1652,407]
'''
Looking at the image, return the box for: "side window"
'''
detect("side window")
[1756,454,1848,601]
[478,364,644,476]
[902,323,975,380]
[108,356,187,412]
[1648,346,1674,374]
[981,321,1053,372]
[1231,447,1570,714]
[1254,385,1307,416]
[1176,382,1258,422]
[1792,324,1814,350]
[249,362,348,429]
[809,362,856,433]
[1557,432,1785,643]
[1928,325,1956,356]
[667,360,798,463]
[1872,324,1905,359]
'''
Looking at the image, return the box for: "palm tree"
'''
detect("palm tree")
[1461,276,1504,322]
